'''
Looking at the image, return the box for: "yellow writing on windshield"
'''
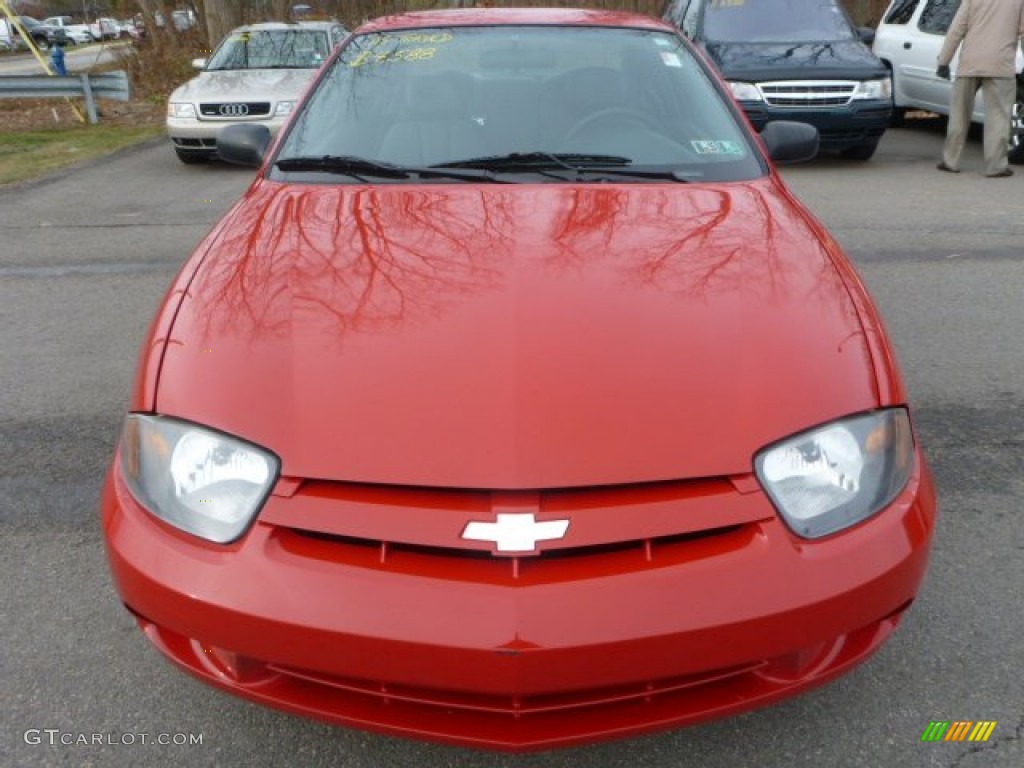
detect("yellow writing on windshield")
[349,47,437,68]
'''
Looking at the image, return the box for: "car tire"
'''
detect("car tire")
[1009,82,1024,165]
[840,141,879,161]
[34,36,50,51]
[175,149,209,165]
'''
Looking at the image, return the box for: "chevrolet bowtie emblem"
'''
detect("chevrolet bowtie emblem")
[461,513,570,553]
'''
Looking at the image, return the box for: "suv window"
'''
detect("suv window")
[883,0,919,24]
[702,0,856,44]
[919,0,960,35]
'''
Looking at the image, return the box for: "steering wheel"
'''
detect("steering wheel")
[563,108,664,143]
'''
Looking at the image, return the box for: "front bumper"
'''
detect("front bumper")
[740,99,892,151]
[166,115,289,154]
[102,453,936,751]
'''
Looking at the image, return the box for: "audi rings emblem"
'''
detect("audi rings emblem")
[219,104,250,117]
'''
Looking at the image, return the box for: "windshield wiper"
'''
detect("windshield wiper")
[274,155,510,183]
[435,152,632,170]
[276,155,411,178]
[433,152,693,182]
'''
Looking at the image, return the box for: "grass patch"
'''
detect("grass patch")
[0,123,163,186]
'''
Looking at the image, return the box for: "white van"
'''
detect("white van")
[872,0,1024,162]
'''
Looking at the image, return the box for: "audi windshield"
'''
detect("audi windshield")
[206,28,331,70]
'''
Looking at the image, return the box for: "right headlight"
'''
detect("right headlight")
[167,102,197,119]
[120,414,279,544]
[727,81,763,102]
[754,408,914,539]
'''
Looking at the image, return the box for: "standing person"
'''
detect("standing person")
[935,0,1024,178]
[50,36,67,76]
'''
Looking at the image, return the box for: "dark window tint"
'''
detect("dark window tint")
[919,0,960,35]
[883,0,919,25]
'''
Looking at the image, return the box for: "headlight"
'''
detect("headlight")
[274,100,295,117]
[755,409,914,539]
[851,78,892,101]
[727,81,762,102]
[168,102,197,119]
[120,415,279,543]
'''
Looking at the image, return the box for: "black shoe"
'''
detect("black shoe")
[936,162,960,173]
[986,168,1013,178]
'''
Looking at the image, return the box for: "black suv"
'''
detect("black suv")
[663,0,892,160]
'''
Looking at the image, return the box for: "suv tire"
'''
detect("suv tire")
[840,140,880,161]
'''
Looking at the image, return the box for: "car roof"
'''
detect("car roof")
[231,21,339,34]
[357,8,672,34]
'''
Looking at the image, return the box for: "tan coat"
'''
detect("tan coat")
[937,0,1024,77]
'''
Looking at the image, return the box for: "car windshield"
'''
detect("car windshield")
[703,0,856,44]
[206,28,331,70]
[274,25,762,183]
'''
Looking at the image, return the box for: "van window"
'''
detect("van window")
[883,0,919,25]
[918,0,960,35]
[702,0,857,44]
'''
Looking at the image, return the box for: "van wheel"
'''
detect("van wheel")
[840,141,879,161]
[1009,83,1024,165]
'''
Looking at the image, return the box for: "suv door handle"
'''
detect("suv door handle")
[904,42,912,49]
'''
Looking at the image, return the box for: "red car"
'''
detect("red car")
[102,8,936,752]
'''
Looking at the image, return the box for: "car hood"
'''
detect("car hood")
[170,68,318,103]
[155,179,884,489]
[703,40,889,82]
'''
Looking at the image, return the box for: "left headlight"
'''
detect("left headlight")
[119,415,280,544]
[755,408,914,539]
[851,78,892,101]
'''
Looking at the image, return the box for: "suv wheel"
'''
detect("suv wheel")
[840,140,880,161]
[1009,82,1024,165]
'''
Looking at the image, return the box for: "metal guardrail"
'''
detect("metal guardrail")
[0,70,131,124]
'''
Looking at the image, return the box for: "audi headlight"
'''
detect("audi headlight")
[168,102,197,119]
[274,100,296,117]
[851,78,892,101]
[120,415,279,543]
[755,409,914,539]
[727,81,762,102]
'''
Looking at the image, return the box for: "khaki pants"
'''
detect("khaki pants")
[942,76,1016,176]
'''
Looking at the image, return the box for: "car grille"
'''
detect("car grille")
[758,81,857,107]
[264,475,771,582]
[198,101,271,118]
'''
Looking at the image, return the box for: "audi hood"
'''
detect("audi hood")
[168,68,320,110]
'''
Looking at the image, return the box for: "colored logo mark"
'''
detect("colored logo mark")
[921,721,997,742]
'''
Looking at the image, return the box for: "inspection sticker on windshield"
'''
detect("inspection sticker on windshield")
[691,140,744,155]
[660,52,682,67]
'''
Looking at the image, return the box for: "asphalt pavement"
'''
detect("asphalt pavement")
[1,124,1021,768]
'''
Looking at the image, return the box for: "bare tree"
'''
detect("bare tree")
[203,0,243,44]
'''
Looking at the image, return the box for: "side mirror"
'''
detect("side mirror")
[217,124,272,168]
[856,26,875,46]
[760,121,819,164]
[191,57,207,70]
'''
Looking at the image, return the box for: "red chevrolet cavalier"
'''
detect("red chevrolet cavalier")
[102,8,936,752]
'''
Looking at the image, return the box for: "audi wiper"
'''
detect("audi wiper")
[274,155,510,183]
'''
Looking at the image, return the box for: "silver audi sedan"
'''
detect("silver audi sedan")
[166,21,348,164]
